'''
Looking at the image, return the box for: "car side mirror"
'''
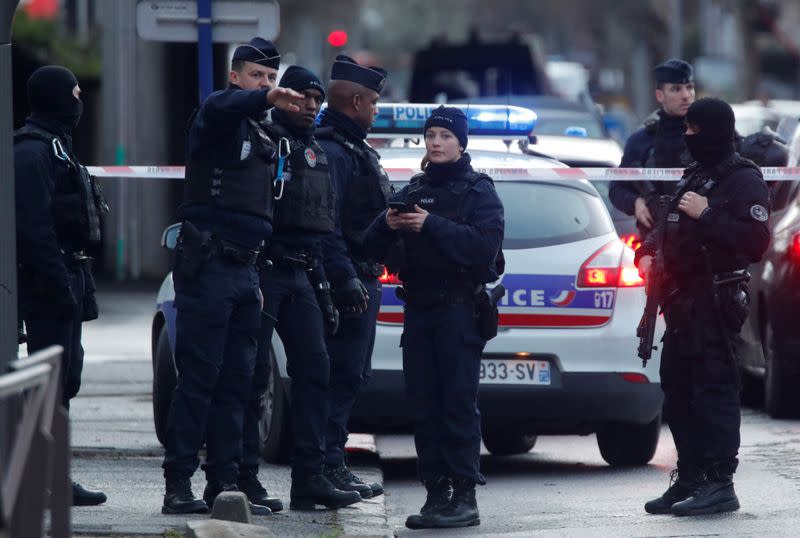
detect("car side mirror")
[161,222,182,251]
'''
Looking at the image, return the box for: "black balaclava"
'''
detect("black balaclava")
[684,97,736,167]
[27,65,82,129]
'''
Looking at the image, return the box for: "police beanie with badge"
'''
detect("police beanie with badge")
[27,65,83,128]
[279,65,325,100]
[330,54,387,94]
[424,105,469,149]
[232,37,280,69]
[654,59,693,85]
[684,97,736,166]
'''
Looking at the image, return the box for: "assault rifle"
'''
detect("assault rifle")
[636,196,671,367]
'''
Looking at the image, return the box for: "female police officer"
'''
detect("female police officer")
[364,106,504,529]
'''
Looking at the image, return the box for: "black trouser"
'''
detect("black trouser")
[401,301,487,484]
[324,276,382,467]
[162,256,261,483]
[25,267,86,411]
[660,297,740,475]
[246,264,330,479]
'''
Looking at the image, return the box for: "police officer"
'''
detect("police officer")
[15,65,108,507]
[365,106,504,529]
[161,38,303,515]
[316,55,389,497]
[610,59,695,239]
[244,65,362,511]
[636,97,770,516]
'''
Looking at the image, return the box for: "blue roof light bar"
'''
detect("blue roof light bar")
[370,103,537,137]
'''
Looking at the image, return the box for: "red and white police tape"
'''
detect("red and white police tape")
[85,166,800,182]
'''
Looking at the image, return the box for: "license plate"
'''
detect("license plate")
[479,359,551,385]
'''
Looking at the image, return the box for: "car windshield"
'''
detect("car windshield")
[392,179,613,249]
[497,181,613,248]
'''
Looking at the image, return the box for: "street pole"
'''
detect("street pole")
[669,0,682,59]
[0,0,20,481]
[197,0,213,103]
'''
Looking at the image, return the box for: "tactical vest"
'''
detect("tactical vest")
[14,124,106,247]
[185,118,275,220]
[664,154,762,276]
[400,170,502,283]
[316,128,391,256]
[643,117,693,168]
[261,121,335,234]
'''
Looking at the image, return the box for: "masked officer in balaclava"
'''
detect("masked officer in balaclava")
[636,97,770,516]
[15,65,109,506]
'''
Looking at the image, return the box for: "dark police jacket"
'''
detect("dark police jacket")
[364,155,505,287]
[316,108,392,284]
[261,109,335,276]
[181,85,275,250]
[635,154,770,290]
[15,115,105,315]
[609,110,691,223]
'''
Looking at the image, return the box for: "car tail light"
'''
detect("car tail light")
[620,233,642,252]
[621,372,649,383]
[789,232,800,262]
[378,267,402,285]
[577,240,644,288]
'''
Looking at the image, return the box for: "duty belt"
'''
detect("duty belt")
[397,282,478,310]
[211,237,260,265]
[264,243,312,269]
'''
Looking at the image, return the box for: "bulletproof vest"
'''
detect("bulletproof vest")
[664,154,762,278]
[401,170,500,283]
[14,124,106,247]
[316,128,391,256]
[262,121,335,234]
[643,117,693,168]
[184,118,275,220]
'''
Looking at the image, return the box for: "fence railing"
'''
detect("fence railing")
[0,346,70,538]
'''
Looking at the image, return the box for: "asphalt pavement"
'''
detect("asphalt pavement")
[51,281,389,537]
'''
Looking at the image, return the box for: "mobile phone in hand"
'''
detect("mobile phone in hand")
[388,201,415,213]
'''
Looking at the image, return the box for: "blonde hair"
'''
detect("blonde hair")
[420,155,429,171]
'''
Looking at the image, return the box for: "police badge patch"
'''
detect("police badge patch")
[750,204,768,222]
[304,148,317,168]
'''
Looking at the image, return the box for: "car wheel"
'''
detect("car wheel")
[482,424,537,456]
[258,347,290,463]
[152,323,177,446]
[597,414,660,467]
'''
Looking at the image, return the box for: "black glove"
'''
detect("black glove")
[333,277,369,314]
[314,281,340,336]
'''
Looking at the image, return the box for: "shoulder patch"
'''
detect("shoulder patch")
[750,204,768,222]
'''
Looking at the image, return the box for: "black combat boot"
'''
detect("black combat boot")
[237,473,284,512]
[644,466,703,514]
[405,475,453,529]
[289,473,363,510]
[671,462,739,516]
[421,477,480,528]
[203,481,272,516]
[162,477,208,515]
[324,464,373,499]
[72,481,107,506]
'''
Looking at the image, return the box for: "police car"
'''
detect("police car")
[151,104,664,467]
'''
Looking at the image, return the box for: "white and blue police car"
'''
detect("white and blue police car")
[152,104,664,466]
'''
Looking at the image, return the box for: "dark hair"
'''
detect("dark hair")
[231,59,245,72]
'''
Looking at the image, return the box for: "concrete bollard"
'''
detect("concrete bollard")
[209,491,252,524]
